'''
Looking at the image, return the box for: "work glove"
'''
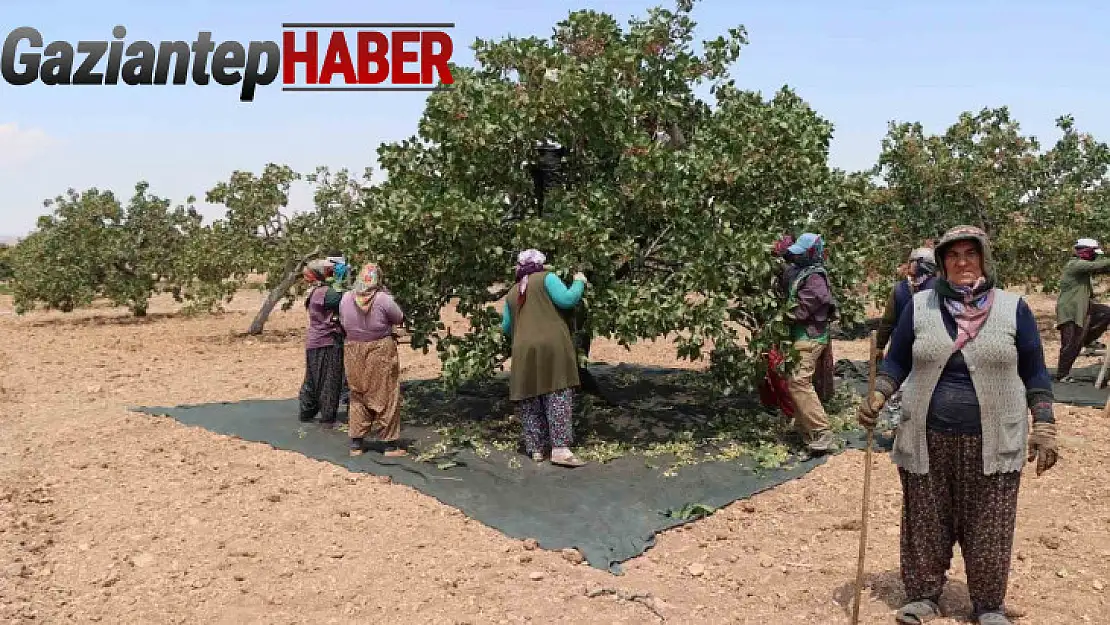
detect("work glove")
[856,391,887,429]
[1027,421,1058,476]
[857,376,895,429]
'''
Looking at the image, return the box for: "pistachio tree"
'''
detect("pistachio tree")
[871,107,1110,291]
[344,0,870,392]
[10,182,198,316]
[175,163,357,333]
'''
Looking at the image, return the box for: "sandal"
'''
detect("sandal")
[896,599,940,624]
[550,453,586,468]
[977,612,1011,625]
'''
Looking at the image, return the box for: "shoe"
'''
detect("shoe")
[349,438,364,457]
[531,452,545,462]
[805,429,836,453]
[381,442,408,457]
[550,451,586,468]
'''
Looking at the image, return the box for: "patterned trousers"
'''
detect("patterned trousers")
[899,431,1021,616]
[517,388,574,454]
[298,344,345,423]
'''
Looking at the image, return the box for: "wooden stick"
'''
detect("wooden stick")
[851,331,878,624]
[1096,347,1110,391]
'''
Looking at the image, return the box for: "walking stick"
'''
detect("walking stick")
[851,331,878,624]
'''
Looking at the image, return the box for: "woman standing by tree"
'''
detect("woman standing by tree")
[339,263,407,457]
[298,259,345,427]
[501,249,588,467]
[858,225,1058,625]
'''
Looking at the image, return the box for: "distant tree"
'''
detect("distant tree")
[178,163,365,334]
[10,182,198,316]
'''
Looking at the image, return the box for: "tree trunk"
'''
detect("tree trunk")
[246,247,320,335]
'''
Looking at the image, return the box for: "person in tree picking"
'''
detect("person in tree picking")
[1055,237,1110,383]
[775,232,838,453]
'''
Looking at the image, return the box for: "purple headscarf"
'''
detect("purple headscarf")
[515,249,547,308]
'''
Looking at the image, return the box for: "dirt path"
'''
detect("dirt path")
[1,291,1106,624]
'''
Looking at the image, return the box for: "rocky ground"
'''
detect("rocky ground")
[1,290,1107,624]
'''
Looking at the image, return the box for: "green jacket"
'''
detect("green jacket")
[1056,256,1110,328]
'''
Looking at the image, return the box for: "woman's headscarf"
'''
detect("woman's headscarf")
[785,232,825,267]
[303,259,334,284]
[1074,237,1103,261]
[908,247,937,289]
[515,249,547,309]
[933,225,995,351]
[352,263,383,313]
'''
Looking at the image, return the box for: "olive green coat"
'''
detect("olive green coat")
[1055,257,1110,328]
[506,272,580,401]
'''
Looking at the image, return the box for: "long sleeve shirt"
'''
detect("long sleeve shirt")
[786,268,834,343]
[501,273,585,336]
[339,290,404,342]
[880,295,1054,432]
[305,286,344,349]
[876,277,936,351]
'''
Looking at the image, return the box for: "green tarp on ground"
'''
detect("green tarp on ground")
[838,360,1108,408]
[133,355,1105,574]
[134,363,892,574]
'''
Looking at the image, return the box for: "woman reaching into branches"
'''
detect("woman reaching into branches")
[501,249,589,467]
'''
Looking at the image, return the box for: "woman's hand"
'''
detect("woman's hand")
[573,272,588,285]
[856,391,887,429]
[1027,422,1058,475]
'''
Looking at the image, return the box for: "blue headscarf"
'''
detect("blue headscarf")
[786,232,825,266]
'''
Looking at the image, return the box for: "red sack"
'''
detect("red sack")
[758,347,795,417]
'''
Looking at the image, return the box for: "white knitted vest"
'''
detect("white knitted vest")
[891,288,1028,475]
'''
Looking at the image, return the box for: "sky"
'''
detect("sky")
[1,0,1108,238]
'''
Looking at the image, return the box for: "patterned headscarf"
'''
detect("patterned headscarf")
[771,234,794,258]
[943,276,995,350]
[515,249,547,308]
[302,259,333,284]
[352,263,382,313]
[934,225,995,351]
[908,247,937,289]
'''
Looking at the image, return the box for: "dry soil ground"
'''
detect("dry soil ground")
[0,290,1107,624]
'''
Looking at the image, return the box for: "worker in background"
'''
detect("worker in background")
[1055,237,1110,382]
[875,246,938,430]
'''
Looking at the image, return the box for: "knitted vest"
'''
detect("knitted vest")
[891,288,1029,475]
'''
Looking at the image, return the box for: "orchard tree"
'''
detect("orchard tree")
[10,183,198,316]
[872,107,1110,290]
[0,243,13,282]
[179,163,358,334]
[345,0,870,392]
[1011,115,1110,289]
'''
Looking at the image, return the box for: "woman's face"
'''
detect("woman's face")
[943,240,983,287]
